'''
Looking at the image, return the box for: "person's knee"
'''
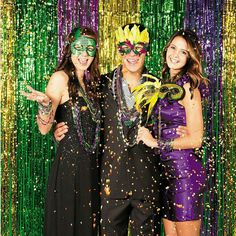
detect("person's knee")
[100,199,130,236]
[130,202,161,235]
[100,218,128,236]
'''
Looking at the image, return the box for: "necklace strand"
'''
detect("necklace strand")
[113,66,142,147]
[71,74,101,153]
[72,103,100,154]
[77,84,100,123]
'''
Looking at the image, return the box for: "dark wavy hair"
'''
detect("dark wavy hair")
[162,29,208,97]
[56,26,100,102]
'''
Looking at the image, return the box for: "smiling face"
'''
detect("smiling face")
[71,36,96,72]
[116,24,149,74]
[166,36,189,77]
[118,40,147,74]
[121,49,146,73]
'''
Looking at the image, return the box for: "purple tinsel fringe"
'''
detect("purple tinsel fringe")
[58,0,98,62]
[184,1,224,235]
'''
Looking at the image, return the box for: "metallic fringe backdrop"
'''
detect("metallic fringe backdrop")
[14,0,57,234]
[58,0,98,61]
[140,0,185,75]
[1,1,17,235]
[184,0,227,235]
[0,0,235,235]
[222,0,236,235]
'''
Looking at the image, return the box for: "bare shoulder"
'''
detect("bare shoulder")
[182,82,201,101]
[46,70,69,97]
[48,70,69,86]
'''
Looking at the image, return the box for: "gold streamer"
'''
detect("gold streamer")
[99,0,140,74]
[0,0,2,79]
[222,1,236,233]
[0,1,17,234]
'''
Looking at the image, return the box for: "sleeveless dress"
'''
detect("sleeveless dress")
[44,98,100,235]
[156,75,207,222]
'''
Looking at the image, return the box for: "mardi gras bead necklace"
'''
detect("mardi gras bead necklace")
[77,77,101,123]
[71,75,101,153]
[112,66,142,147]
[72,102,100,154]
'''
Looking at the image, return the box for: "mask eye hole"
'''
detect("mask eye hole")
[120,45,130,51]
[134,44,144,51]
[87,46,95,51]
[118,45,131,55]
[160,86,168,93]
[123,46,129,50]
[74,45,83,50]
[170,88,180,95]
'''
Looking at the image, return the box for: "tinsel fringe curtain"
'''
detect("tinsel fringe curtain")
[0,0,235,235]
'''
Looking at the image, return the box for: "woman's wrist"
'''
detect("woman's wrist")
[37,109,54,125]
[157,139,174,152]
[38,100,52,115]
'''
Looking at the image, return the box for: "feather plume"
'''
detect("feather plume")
[132,74,161,120]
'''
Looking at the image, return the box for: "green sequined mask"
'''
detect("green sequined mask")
[159,83,185,101]
[71,36,96,57]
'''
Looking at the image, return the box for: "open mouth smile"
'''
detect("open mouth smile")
[169,56,179,64]
[78,58,89,65]
[126,58,139,64]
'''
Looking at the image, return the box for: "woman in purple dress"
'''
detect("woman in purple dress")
[136,29,208,235]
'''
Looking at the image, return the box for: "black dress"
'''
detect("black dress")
[44,98,100,236]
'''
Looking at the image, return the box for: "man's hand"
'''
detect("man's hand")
[54,122,68,142]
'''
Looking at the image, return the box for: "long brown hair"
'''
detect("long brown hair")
[56,26,100,102]
[162,29,208,97]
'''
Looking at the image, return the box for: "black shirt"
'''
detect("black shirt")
[100,67,161,201]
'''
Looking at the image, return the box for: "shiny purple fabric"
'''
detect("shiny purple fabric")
[156,74,206,221]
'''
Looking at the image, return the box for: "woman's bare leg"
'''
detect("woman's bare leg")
[163,218,201,236]
[163,218,177,236]
[175,220,201,236]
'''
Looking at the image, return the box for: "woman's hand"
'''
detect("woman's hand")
[21,85,51,106]
[137,126,158,148]
[54,122,69,142]
[176,125,189,137]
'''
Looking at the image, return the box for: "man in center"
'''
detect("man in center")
[100,23,161,235]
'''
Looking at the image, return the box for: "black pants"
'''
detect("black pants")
[101,197,161,236]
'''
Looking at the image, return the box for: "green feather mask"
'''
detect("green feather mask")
[132,74,185,121]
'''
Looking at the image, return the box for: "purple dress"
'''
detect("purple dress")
[156,75,206,222]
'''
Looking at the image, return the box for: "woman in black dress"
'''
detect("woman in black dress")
[21,26,101,236]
